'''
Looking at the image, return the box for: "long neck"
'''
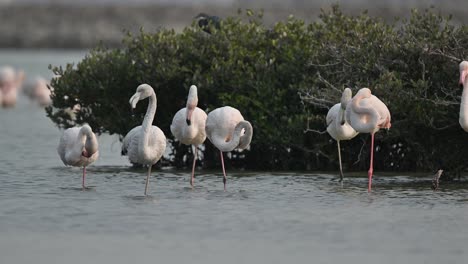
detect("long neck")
[213,121,252,152]
[140,92,157,152]
[460,80,468,131]
[349,96,378,132]
[84,132,98,155]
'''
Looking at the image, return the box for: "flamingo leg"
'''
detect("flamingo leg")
[368,133,375,192]
[190,145,197,187]
[220,150,227,191]
[82,166,86,191]
[337,140,344,182]
[144,166,152,196]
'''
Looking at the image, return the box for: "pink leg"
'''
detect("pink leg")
[190,145,198,187]
[368,133,375,192]
[220,150,227,191]
[82,166,86,191]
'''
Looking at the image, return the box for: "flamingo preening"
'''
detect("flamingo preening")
[205,106,253,190]
[121,84,167,196]
[326,88,359,181]
[170,85,207,187]
[345,88,391,192]
[57,124,99,190]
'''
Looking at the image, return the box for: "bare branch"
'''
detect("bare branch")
[353,138,367,165]
[304,128,327,134]
[316,72,342,93]
[307,61,341,67]
[427,49,462,62]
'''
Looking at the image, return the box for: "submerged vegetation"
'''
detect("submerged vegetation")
[46,5,468,174]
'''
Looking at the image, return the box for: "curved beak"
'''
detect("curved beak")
[186,107,195,126]
[129,92,141,109]
[339,109,346,126]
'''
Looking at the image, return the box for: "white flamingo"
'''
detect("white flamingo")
[121,84,167,196]
[0,66,24,108]
[205,106,253,190]
[345,88,391,192]
[170,85,207,187]
[458,61,468,131]
[326,88,359,181]
[57,124,99,190]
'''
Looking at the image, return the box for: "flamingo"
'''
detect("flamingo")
[0,66,24,108]
[24,77,52,107]
[170,85,207,187]
[205,106,253,190]
[345,88,391,192]
[326,88,359,181]
[57,124,99,190]
[121,84,167,196]
[458,61,468,131]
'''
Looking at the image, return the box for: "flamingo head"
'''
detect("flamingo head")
[459,61,468,86]
[186,85,198,126]
[356,88,372,98]
[340,88,352,110]
[80,124,98,157]
[82,150,92,158]
[130,84,154,109]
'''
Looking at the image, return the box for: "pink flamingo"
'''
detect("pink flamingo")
[345,88,391,192]
[121,84,167,196]
[458,61,468,131]
[57,124,99,190]
[170,85,207,187]
[0,66,24,108]
[205,106,253,190]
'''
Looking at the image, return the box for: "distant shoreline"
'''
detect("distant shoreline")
[1,3,466,49]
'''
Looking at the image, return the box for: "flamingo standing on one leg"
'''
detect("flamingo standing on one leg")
[57,124,99,190]
[326,88,359,181]
[458,61,468,131]
[205,106,253,190]
[0,66,24,108]
[345,88,391,192]
[170,85,207,187]
[121,84,167,196]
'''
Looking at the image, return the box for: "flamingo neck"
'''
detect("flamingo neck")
[78,127,98,156]
[349,96,379,133]
[460,80,468,132]
[140,92,157,153]
[212,121,252,152]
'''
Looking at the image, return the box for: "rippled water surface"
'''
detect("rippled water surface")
[1,50,468,264]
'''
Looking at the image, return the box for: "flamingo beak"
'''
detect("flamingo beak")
[82,150,91,158]
[186,104,195,126]
[339,109,346,126]
[129,92,141,109]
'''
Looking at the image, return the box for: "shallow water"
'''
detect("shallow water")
[1,50,468,264]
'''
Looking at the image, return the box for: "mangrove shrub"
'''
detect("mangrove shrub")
[46,6,468,174]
